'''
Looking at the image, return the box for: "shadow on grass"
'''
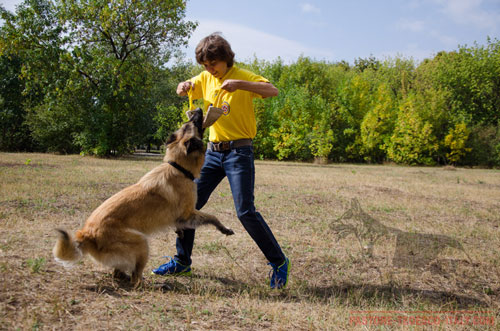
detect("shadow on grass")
[156,274,494,309]
[303,282,493,308]
[80,268,495,310]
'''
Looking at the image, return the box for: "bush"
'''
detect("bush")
[462,125,500,167]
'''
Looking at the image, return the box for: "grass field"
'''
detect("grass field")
[0,152,499,330]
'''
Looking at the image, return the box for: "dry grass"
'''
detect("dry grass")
[0,152,499,330]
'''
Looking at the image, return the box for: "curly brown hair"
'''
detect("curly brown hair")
[195,32,235,67]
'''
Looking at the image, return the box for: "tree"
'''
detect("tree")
[1,0,196,155]
[444,122,471,164]
[360,83,396,162]
[0,54,35,151]
[387,94,439,165]
[416,39,500,127]
[335,75,373,161]
[354,55,380,72]
[151,59,198,148]
[57,0,197,155]
[1,0,73,152]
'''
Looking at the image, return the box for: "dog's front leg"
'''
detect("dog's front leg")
[179,211,234,235]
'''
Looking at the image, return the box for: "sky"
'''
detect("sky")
[2,0,499,64]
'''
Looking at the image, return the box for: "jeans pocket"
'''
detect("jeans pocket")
[233,146,254,158]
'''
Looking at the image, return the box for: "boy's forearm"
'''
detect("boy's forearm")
[242,81,279,98]
[222,80,279,98]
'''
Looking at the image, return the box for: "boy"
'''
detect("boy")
[152,33,290,289]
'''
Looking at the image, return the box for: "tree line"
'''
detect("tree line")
[247,41,500,166]
[1,0,499,166]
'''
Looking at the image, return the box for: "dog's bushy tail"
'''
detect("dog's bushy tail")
[53,229,83,267]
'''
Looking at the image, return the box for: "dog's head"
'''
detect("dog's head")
[164,108,205,159]
[163,107,224,175]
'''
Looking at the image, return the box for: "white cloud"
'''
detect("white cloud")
[395,18,457,48]
[185,19,334,63]
[301,3,321,14]
[405,0,499,32]
[434,0,500,31]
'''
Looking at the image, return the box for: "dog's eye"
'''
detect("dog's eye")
[166,133,177,145]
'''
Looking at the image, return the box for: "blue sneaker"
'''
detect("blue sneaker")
[152,257,191,276]
[268,257,290,289]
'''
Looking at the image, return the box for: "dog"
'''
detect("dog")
[53,108,233,288]
[330,199,470,268]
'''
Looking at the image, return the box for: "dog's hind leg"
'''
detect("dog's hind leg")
[125,231,149,289]
[100,229,149,288]
[180,211,234,236]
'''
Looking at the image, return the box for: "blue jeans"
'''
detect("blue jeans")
[175,145,286,266]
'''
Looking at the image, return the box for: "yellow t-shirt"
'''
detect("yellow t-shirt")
[189,66,269,142]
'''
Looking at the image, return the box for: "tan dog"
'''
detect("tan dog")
[53,108,233,288]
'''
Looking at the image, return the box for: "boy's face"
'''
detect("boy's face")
[202,60,229,79]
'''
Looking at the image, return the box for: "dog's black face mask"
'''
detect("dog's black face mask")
[185,108,204,154]
[165,108,205,154]
[189,108,204,138]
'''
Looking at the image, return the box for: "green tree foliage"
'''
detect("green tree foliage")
[387,94,439,165]
[0,54,35,151]
[464,125,500,167]
[360,83,396,162]
[152,59,198,146]
[251,57,352,161]
[417,40,500,126]
[1,0,75,151]
[354,55,380,72]
[335,74,373,161]
[1,0,195,155]
[376,57,416,99]
[444,122,471,164]
[268,86,314,160]
[59,0,196,155]
[249,41,499,166]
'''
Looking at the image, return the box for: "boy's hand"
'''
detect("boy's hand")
[177,81,193,96]
[220,79,240,92]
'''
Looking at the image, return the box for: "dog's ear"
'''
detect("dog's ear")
[166,133,177,146]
